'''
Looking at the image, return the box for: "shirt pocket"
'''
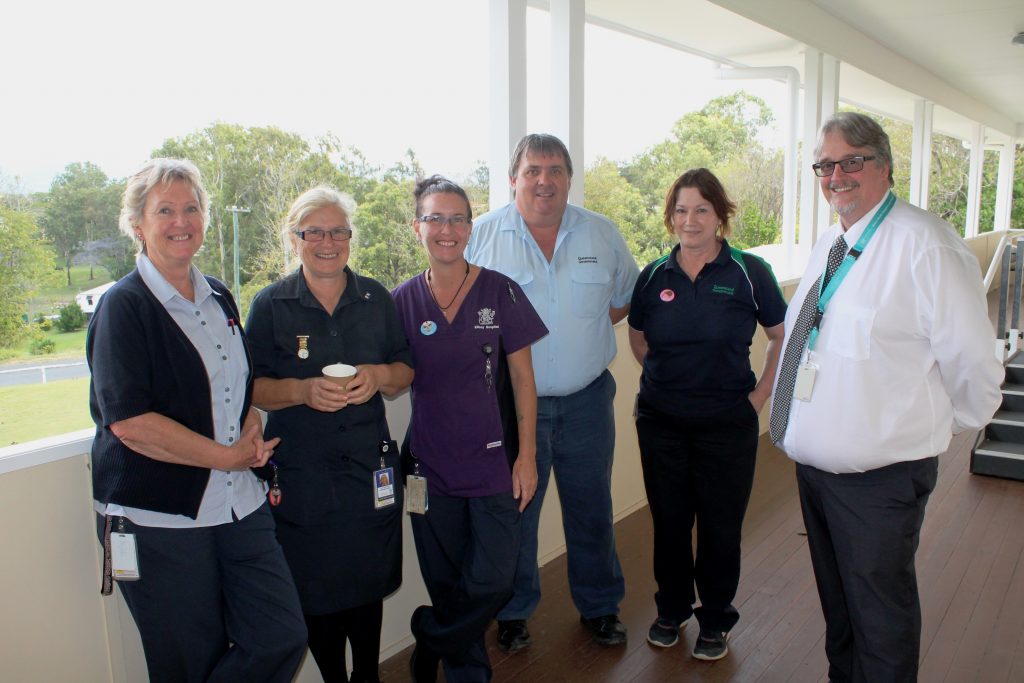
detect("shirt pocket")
[509,270,535,298]
[570,263,611,318]
[824,303,875,360]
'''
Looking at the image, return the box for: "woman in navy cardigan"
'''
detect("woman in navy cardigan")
[88,158,307,683]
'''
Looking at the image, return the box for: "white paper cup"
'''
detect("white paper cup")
[322,363,357,389]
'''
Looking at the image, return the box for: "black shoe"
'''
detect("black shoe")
[497,619,532,652]
[646,616,687,648]
[409,644,439,683]
[692,629,729,661]
[580,614,627,646]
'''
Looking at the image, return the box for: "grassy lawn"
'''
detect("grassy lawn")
[30,264,112,317]
[0,377,92,447]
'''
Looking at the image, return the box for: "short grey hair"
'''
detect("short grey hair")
[508,133,574,179]
[815,112,894,187]
[280,186,357,273]
[119,158,210,252]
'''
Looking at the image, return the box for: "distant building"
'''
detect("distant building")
[75,281,116,316]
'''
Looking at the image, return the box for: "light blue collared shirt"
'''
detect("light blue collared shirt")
[466,203,639,396]
[99,255,264,528]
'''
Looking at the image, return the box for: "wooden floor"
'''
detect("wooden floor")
[380,431,1024,682]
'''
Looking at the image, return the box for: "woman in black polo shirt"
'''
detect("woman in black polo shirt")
[246,186,414,683]
[628,168,786,661]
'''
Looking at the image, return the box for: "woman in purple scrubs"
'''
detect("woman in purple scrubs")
[392,175,548,683]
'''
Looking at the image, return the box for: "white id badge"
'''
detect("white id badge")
[405,475,429,515]
[794,361,818,402]
[111,533,141,581]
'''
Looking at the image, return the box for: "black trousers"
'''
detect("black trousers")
[305,599,383,683]
[410,491,520,683]
[96,504,307,683]
[796,457,938,683]
[635,396,759,632]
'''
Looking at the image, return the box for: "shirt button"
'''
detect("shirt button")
[228,437,234,443]
[227,480,233,486]
[217,344,222,349]
[194,311,200,316]
[330,329,338,337]
[229,426,235,432]
[225,387,230,392]
[222,356,227,360]
[201,320,207,326]
[225,398,231,403]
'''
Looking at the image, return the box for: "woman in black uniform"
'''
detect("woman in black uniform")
[246,185,414,683]
[628,168,786,661]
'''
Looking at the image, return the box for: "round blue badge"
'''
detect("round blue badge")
[420,320,438,336]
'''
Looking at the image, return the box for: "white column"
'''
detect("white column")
[549,0,585,206]
[488,0,528,210]
[909,100,933,209]
[799,48,823,261]
[965,123,985,237]
[994,141,1017,231]
[814,55,841,244]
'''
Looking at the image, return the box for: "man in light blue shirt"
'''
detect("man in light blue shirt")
[465,133,640,650]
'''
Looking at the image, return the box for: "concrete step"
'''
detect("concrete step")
[1000,383,1024,411]
[971,439,1024,481]
[986,410,1024,443]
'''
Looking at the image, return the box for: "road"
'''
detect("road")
[0,358,89,388]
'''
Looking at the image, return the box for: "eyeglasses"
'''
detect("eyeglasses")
[812,156,876,177]
[294,227,353,242]
[418,215,470,227]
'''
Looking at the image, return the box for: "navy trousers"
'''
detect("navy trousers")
[635,395,759,632]
[796,457,938,683]
[97,504,307,683]
[410,491,520,683]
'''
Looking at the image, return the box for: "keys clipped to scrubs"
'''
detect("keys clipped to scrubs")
[405,457,428,515]
[374,441,396,509]
[482,343,494,391]
[267,459,282,507]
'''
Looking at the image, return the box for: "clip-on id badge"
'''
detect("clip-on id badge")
[374,441,396,509]
[111,518,140,581]
[794,349,818,402]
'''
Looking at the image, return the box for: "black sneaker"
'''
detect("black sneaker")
[646,617,687,648]
[580,614,627,646]
[497,619,532,652]
[692,629,729,661]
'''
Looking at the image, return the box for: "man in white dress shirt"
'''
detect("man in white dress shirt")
[769,112,1002,683]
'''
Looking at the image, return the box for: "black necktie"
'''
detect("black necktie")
[769,234,848,444]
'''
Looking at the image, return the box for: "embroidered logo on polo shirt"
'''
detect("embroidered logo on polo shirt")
[577,256,598,264]
[711,284,735,296]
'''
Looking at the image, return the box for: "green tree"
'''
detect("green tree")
[584,158,663,264]
[0,206,55,347]
[39,162,118,286]
[352,178,425,290]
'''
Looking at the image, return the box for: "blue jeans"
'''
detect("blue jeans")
[497,370,625,620]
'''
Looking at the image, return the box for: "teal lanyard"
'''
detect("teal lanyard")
[806,192,896,351]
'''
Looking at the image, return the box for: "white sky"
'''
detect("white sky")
[1,0,788,193]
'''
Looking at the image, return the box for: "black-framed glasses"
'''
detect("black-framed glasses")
[812,156,876,177]
[294,227,353,242]
[418,214,470,227]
